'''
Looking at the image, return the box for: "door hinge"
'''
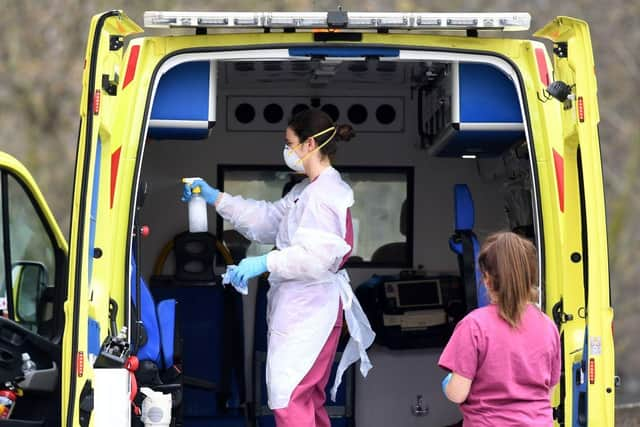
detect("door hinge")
[102,73,118,96]
[110,35,124,51]
[553,42,568,58]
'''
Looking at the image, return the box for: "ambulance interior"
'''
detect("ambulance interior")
[134,53,537,427]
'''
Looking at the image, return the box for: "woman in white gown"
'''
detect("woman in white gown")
[182,109,375,427]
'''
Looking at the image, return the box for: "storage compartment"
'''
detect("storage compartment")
[421,62,525,157]
[149,61,217,140]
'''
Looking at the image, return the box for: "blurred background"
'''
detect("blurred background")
[0,0,638,423]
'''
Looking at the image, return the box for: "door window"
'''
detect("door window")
[0,172,57,333]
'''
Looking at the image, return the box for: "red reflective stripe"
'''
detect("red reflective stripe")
[110,147,122,209]
[553,149,565,213]
[122,45,140,89]
[340,208,354,269]
[535,48,550,86]
[589,358,595,384]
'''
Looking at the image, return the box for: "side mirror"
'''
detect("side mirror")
[12,262,48,326]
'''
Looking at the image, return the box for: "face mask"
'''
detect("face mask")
[283,126,337,173]
[283,145,306,173]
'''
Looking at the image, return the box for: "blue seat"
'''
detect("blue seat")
[130,258,177,370]
[449,184,489,310]
[253,279,354,426]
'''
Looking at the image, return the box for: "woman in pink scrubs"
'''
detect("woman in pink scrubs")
[439,231,561,426]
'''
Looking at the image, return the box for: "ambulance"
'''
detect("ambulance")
[0,9,614,427]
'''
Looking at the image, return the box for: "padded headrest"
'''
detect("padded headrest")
[454,184,475,231]
[149,60,216,140]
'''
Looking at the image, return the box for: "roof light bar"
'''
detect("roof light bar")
[264,13,328,28]
[144,11,531,31]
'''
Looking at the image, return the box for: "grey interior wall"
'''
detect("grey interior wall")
[137,62,511,425]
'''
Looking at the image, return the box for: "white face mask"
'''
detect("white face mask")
[283,145,306,173]
[283,126,337,173]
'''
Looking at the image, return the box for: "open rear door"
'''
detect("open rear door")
[535,17,614,427]
[63,10,142,427]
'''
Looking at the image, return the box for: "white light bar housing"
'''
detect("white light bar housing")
[144,11,531,31]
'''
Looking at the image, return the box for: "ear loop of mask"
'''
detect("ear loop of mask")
[297,126,337,164]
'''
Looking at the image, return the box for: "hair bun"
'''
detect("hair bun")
[335,124,355,142]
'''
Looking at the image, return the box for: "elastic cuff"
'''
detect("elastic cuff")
[213,192,226,208]
[266,250,279,274]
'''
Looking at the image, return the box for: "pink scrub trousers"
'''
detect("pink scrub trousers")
[272,304,344,427]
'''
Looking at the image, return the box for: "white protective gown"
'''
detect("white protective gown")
[216,166,375,409]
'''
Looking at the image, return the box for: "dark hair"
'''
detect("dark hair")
[477,231,538,328]
[288,109,355,160]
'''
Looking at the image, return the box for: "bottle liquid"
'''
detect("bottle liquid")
[182,178,208,233]
[21,353,36,377]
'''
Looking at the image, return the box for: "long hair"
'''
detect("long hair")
[478,231,538,328]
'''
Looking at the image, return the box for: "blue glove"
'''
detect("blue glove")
[182,179,220,205]
[442,372,452,394]
[227,255,269,291]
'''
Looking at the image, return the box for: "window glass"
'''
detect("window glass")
[219,167,411,266]
[341,171,408,264]
[7,174,55,330]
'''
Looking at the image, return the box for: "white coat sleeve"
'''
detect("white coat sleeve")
[216,192,293,245]
[266,195,351,281]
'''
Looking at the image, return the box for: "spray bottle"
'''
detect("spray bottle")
[182,177,208,233]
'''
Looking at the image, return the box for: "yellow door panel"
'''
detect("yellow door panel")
[64,10,142,427]
[536,17,614,427]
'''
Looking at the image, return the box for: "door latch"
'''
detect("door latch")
[411,394,429,417]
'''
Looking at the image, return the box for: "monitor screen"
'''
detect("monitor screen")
[395,280,441,307]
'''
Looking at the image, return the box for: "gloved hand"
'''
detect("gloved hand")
[225,255,269,293]
[182,179,220,205]
[441,372,452,394]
